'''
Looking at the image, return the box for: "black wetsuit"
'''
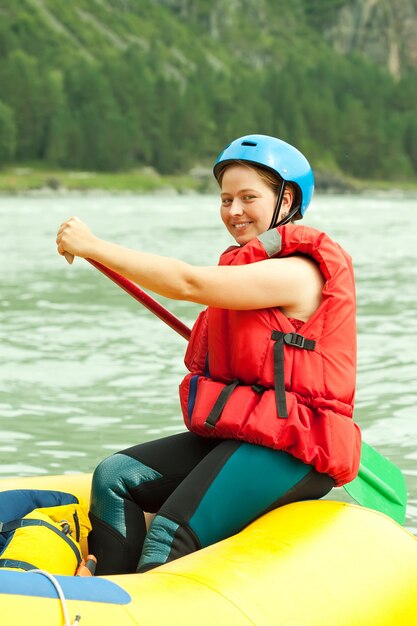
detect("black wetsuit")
[88,431,334,575]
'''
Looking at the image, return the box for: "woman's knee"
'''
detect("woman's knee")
[91,452,163,504]
[92,453,125,496]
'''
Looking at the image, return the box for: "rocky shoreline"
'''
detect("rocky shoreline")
[0,166,416,197]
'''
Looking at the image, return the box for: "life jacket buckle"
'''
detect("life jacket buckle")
[283,332,305,348]
[60,520,71,535]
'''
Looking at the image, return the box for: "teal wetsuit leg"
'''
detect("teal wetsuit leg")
[138,440,334,571]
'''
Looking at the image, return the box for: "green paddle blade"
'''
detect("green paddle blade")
[343,441,407,525]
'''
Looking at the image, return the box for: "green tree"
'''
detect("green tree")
[64,59,133,171]
[336,96,371,178]
[404,115,417,176]
[0,50,44,160]
[0,100,16,164]
[106,48,155,166]
[41,69,70,165]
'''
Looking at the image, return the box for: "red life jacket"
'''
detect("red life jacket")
[179,224,361,486]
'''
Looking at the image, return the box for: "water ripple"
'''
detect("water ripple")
[1,193,416,531]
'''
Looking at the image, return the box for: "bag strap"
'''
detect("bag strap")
[0,558,37,570]
[0,518,82,566]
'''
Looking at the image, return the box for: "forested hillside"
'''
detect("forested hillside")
[0,0,416,182]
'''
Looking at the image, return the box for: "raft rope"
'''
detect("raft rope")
[29,569,81,625]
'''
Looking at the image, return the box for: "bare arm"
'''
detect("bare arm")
[56,217,323,317]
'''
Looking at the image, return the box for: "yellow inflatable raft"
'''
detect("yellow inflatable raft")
[0,473,416,626]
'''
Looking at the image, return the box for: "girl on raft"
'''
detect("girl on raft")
[56,134,361,575]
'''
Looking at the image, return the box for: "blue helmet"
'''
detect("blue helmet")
[213,134,314,216]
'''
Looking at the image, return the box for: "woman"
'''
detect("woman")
[56,134,361,575]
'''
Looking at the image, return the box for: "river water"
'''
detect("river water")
[0,192,416,533]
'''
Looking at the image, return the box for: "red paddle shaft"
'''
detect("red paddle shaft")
[87,259,192,341]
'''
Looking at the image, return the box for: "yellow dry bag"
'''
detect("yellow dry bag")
[0,491,91,575]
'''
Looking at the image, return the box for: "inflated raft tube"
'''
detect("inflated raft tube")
[0,475,416,625]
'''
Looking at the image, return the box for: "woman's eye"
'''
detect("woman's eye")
[243,195,255,201]
[222,198,232,205]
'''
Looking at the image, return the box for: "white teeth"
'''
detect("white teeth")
[234,222,251,229]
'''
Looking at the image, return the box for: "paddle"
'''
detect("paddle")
[344,441,407,524]
[86,258,191,340]
[84,258,407,524]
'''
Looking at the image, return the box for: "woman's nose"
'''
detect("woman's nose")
[229,198,244,215]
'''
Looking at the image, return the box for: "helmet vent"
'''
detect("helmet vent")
[241,141,257,147]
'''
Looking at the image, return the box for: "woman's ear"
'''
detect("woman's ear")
[280,186,295,214]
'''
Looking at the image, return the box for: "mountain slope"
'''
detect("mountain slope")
[0,0,416,180]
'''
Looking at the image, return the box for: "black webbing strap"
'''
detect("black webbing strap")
[204,379,240,429]
[271,331,316,418]
[73,510,80,542]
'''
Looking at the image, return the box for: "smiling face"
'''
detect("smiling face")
[219,163,296,245]
[220,164,289,245]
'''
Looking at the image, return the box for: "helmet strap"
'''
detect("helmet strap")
[274,205,300,227]
[268,180,286,230]
[268,180,302,229]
